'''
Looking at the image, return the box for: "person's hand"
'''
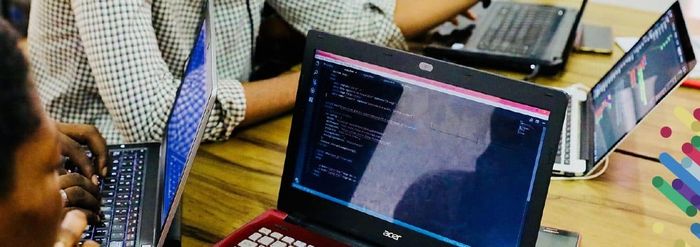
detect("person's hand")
[56,122,108,182]
[54,210,99,247]
[59,170,101,224]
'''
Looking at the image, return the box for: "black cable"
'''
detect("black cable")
[523,64,540,81]
[245,0,255,73]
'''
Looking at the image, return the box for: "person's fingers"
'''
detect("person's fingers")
[57,123,108,177]
[465,10,478,21]
[59,173,100,197]
[57,167,68,175]
[63,207,99,225]
[59,133,96,180]
[82,240,100,247]
[55,210,88,247]
[450,17,459,25]
[64,186,100,211]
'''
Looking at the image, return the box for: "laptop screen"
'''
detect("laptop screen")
[291,50,552,246]
[160,22,210,226]
[591,7,692,162]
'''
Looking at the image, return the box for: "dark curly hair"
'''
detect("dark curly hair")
[0,18,41,199]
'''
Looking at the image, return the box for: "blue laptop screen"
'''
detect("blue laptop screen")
[160,22,210,226]
[291,50,551,246]
[591,8,691,162]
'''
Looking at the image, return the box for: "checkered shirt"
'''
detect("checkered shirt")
[28,0,407,144]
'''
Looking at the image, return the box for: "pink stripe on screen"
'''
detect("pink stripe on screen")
[315,51,550,117]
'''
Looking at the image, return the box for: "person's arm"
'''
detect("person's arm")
[268,0,479,47]
[394,0,479,39]
[239,72,300,127]
[267,0,408,49]
[70,1,245,142]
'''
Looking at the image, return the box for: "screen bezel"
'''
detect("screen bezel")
[590,1,697,165]
[155,1,218,244]
[278,30,569,247]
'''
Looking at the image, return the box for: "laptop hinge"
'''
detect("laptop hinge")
[580,99,594,164]
[285,215,376,247]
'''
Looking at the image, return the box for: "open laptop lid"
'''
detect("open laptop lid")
[156,1,218,244]
[279,31,568,247]
[561,0,588,68]
[587,1,696,166]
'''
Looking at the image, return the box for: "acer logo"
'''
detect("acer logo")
[383,230,402,241]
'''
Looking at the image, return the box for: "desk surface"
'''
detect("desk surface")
[182,3,700,246]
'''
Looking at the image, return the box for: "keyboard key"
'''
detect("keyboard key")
[281,236,294,244]
[94,229,108,237]
[270,241,287,247]
[293,241,307,247]
[112,224,125,233]
[257,236,275,245]
[101,198,114,205]
[126,233,136,241]
[238,239,258,247]
[248,232,262,241]
[109,241,123,247]
[270,232,283,239]
[115,200,129,207]
[259,227,272,235]
[113,216,127,223]
[93,236,105,244]
[111,232,124,241]
[125,241,135,247]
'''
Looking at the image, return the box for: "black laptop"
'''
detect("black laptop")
[424,0,587,75]
[217,30,568,247]
[78,4,217,246]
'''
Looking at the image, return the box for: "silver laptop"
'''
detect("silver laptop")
[553,1,696,176]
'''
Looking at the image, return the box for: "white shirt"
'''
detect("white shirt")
[28,0,406,144]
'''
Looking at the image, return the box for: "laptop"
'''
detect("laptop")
[78,3,218,246]
[216,30,568,247]
[553,1,696,176]
[424,0,587,75]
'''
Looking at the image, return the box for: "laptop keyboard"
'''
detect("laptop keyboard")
[237,227,316,247]
[477,4,565,56]
[81,148,147,247]
[556,103,572,165]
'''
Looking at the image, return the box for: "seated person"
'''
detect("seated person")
[0,19,106,246]
[28,0,481,144]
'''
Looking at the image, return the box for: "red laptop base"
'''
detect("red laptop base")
[215,209,348,247]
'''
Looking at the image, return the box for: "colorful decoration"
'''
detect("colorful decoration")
[655,106,700,241]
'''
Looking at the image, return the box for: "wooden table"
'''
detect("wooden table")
[182,3,700,246]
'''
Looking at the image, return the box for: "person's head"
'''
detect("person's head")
[0,19,64,246]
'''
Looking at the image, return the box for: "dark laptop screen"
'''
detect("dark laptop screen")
[291,50,552,246]
[160,22,210,226]
[591,7,692,162]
